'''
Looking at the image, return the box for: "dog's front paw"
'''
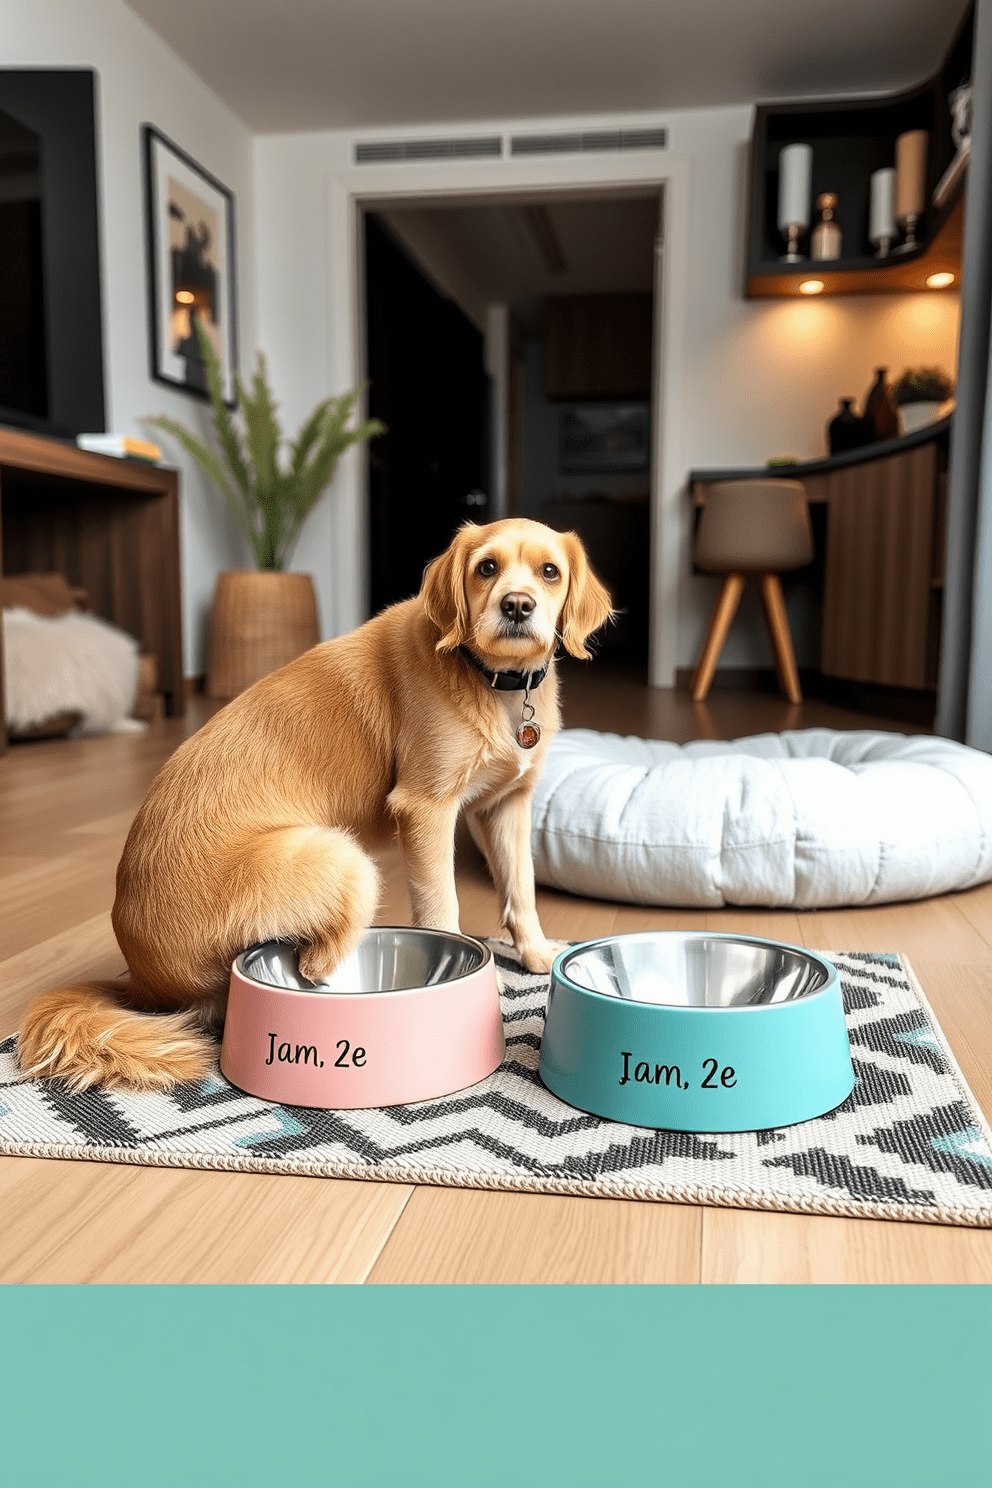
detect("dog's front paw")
[517,940,563,975]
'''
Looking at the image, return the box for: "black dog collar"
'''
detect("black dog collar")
[458,645,550,693]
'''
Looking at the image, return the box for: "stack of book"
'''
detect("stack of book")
[76,433,162,463]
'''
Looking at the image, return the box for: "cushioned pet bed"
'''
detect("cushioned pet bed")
[530,728,992,909]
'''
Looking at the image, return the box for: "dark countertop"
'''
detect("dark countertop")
[688,415,951,486]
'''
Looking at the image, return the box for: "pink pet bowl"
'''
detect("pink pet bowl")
[220,928,504,1109]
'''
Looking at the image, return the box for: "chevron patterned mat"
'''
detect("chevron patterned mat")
[1,947,991,1227]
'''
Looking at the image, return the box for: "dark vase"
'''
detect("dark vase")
[828,397,870,454]
[863,367,900,442]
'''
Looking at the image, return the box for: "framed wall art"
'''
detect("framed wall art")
[143,124,238,403]
[558,403,651,474]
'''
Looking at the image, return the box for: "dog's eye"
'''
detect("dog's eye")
[477,559,498,578]
[541,563,561,581]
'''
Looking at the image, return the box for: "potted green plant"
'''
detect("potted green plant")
[892,367,955,435]
[150,318,383,698]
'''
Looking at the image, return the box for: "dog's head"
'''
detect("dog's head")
[421,518,613,664]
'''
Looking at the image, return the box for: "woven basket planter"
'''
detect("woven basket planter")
[207,570,320,699]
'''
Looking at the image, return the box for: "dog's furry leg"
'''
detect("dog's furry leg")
[234,825,380,984]
[469,792,559,973]
[387,786,462,932]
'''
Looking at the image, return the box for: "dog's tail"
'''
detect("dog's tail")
[17,825,382,1093]
[16,982,216,1093]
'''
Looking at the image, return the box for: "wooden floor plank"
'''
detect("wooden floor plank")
[0,1157,415,1284]
[0,854,50,881]
[611,902,709,933]
[367,1186,702,1284]
[703,908,805,943]
[700,1206,992,1284]
[0,845,120,961]
[946,881,992,954]
[798,896,991,964]
[66,809,140,839]
[537,890,617,943]
[0,912,125,1035]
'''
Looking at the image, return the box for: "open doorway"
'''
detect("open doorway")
[362,189,661,660]
[364,215,491,614]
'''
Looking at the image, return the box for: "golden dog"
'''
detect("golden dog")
[18,518,612,1092]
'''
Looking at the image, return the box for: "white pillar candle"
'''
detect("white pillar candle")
[869,168,896,241]
[777,143,812,230]
[895,130,927,219]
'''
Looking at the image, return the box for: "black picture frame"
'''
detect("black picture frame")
[142,124,237,403]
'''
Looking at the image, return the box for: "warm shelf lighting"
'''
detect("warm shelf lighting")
[175,289,196,304]
[926,271,955,288]
[798,279,824,295]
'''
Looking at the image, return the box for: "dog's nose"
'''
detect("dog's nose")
[500,592,535,625]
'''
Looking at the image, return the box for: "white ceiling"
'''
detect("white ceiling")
[380,194,660,336]
[124,0,970,135]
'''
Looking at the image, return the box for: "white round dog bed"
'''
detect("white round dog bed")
[530,728,992,908]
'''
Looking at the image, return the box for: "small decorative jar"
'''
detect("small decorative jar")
[827,398,870,454]
[811,193,842,260]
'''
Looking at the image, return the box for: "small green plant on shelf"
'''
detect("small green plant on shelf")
[150,317,384,571]
[893,368,955,406]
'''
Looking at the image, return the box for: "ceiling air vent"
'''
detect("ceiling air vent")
[355,135,502,164]
[510,127,667,156]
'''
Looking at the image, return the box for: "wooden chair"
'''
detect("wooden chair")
[691,479,813,704]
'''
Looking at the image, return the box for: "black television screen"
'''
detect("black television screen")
[0,107,48,422]
[0,69,105,438]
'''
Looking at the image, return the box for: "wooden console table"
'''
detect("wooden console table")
[690,417,951,694]
[0,428,184,752]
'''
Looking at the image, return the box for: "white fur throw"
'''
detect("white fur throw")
[2,606,145,736]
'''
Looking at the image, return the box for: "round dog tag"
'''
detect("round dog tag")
[516,721,541,749]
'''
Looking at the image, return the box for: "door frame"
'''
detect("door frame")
[325,147,691,687]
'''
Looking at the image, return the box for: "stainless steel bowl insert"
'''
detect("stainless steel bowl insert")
[558,933,831,1009]
[237,927,487,996]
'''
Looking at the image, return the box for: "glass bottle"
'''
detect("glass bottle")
[811,193,842,260]
[863,367,899,442]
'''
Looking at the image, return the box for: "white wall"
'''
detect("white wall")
[3,0,257,676]
[254,105,961,680]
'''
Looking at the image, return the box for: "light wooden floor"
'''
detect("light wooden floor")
[2,664,990,1284]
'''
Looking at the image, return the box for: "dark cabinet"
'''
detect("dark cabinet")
[544,293,653,400]
[820,440,946,690]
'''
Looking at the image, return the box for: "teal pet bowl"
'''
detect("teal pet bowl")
[540,933,854,1132]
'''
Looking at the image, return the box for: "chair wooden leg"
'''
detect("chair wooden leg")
[692,573,745,701]
[759,573,802,704]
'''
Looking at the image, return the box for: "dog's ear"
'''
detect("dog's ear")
[420,524,475,651]
[558,532,614,659]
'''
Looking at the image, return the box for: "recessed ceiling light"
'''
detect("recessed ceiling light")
[798,280,824,295]
[175,289,196,304]
[926,271,955,288]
